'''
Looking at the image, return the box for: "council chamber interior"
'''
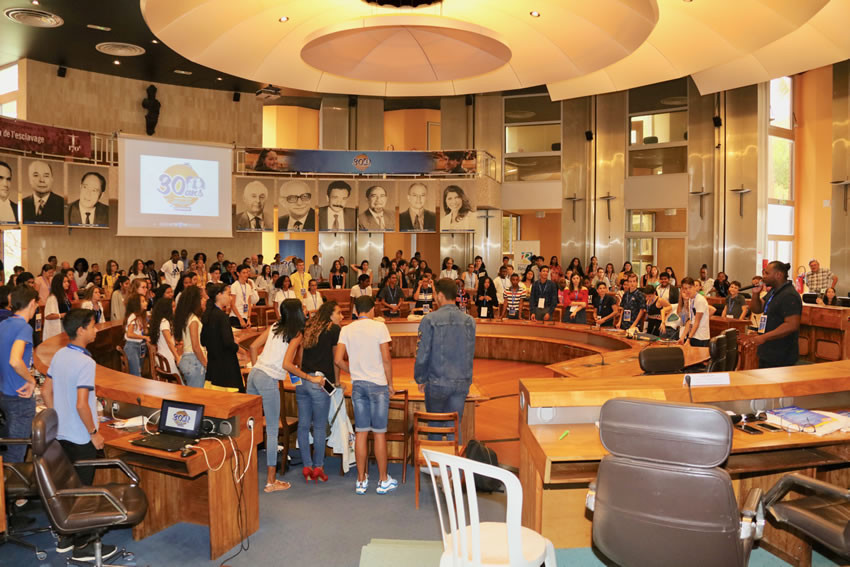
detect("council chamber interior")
[3,1,850,566]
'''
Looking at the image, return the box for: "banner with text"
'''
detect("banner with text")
[245,148,476,176]
[0,116,93,158]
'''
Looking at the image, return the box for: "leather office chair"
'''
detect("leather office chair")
[764,473,850,558]
[31,409,148,566]
[707,334,727,372]
[1,438,50,560]
[722,328,739,371]
[586,398,764,567]
[638,346,685,374]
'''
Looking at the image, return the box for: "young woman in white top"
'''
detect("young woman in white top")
[273,275,297,316]
[440,257,459,281]
[247,298,305,493]
[43,273,72,341]
[80,285,104,324]
[123,294,148,376]
[150,296,180,376]
[351,260,373,284]
[73,257,89,290]
[174,286,207,388]
[256,265,275,298]
[110,276,130,322]
[462,263,478,298]
[301,279,323,317]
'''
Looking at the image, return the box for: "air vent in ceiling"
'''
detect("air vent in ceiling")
[95,42,146,57]
[4,8,64,28]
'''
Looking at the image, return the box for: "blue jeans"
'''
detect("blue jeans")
[295,378,331,468]
[246,368,281,468]
[351,381,389,433]
[125,340,145,377]
[424,382,470,442]
[0,395,36,462]
[178,353,206,388]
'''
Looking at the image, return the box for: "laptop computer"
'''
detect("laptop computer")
[130,399,205,452]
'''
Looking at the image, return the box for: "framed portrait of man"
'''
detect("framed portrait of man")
[233,177,274,232]
[20,157,65,225]
[276,179,317,232]
[317,179,358,232]
[440,179,477,232]
[66,163,110,228]
[0,155,20,225]
[357,181,396,232]
[398,180,437,232]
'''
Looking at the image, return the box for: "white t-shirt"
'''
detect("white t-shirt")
[689,293,711,340]
[338,318,391,385]
[350,285,370,298]
[43,295,62,340]
[157,319,179,374]
[440,268,459,281]
[494,276,510,304]
[124,313,144,343]
[253,331,291,381]
[182,313,206,357]
[274,288,297,310]
[161,259,184,288]
[301,291,323,313]
[230,280,253,319]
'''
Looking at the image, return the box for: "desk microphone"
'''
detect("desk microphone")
[684,375,694,403]
[596,351,606,366]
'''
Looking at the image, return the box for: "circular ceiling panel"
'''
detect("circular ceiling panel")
[301,23,511,82]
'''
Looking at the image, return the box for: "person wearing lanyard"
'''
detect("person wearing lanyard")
[501,273,524,320]
[562,273,589,324]
[290,259,313,300]
[747,261,802,368]
[677,278,711,347]
[301,279,324,318]
[493,265,510,310]
[617,273,646,333]
[229,263,254,329]
[350,274,372,319]
[377,273,403,318]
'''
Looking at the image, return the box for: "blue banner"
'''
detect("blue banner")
[245,148,476,176]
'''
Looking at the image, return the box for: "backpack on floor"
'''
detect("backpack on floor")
[465,440,504,493]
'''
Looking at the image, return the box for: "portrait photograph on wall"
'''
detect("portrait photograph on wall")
[276,178,317,232]
[66,163,110,228]
[0,154,20,225]
[440,179,477,232]
[357,181,396,232]
[398,179,438,232]
[20,157,65,226]
[317,179,358,232]
[233,176,274,232]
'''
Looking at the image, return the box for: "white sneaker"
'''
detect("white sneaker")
[355,475,369,495]
[376,475,398,494]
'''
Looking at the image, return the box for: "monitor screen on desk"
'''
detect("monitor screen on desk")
[159,399,204,437]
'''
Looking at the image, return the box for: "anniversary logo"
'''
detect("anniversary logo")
[156,163,205,212]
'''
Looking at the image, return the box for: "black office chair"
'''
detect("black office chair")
[764,473,850,558]
[638,346,685,375]
[722,328,739,371]
[31,409,148,566]
[802,293,819,305]
[1,438,50,560]
[707,334,727,372]
[587,398,765,567]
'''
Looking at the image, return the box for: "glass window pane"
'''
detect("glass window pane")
[504,155,561,182]
[2,229,22,273]
[630,111,688,145]
[504,95,560,124]
[505,124,561,154]
[767,204,794,236]
[0,64,17,97]
[628,146,687,176]
[627,209,686,232]
[0,100,16,119]
[770,76,792,130]
[768,136,793,200]
[775,240,793,265]
[629,78,687,114]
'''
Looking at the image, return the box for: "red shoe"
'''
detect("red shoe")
[312,467,328,483]
[302,467,312,483]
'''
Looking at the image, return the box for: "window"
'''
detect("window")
[0,63,18,119]
[502,214,520,256]
[0,100,16,118]
[766,76,795,265]
[630,111,688,145]
[628,146,687,176]
[2,229,22,277]
[627,80,687,177]
[503,94,560,182]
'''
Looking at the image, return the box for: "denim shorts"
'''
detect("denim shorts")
[351,380,389,433]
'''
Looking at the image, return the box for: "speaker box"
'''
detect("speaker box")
[232,92,241,102]
[57,66,67,78]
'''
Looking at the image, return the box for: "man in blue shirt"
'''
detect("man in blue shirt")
[530,266,558,322]
[414,278,476,441]
[618,272,647,333]
[0,285,39,463]
[0,285,12,323]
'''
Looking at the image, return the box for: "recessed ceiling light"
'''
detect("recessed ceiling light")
[87,24,111,32]
[31,0,39,5]
[530,11,540,17]
[174,69,192,75]
[151,39,159,44]
[278,16,289,22]
[113,60,120,65]
[216,77,223,81]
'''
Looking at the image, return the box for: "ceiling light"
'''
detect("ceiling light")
[31,0,39,4]
[151,39,159,44]
[87,24,111,31]
[530,11,540,17]
[174,69,192,75]
[278,16,289,22]
[4,7,64,28]
[216,77,223,81]
[113,60,120,65]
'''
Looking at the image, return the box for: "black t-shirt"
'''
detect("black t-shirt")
[301,324,341,382]
[594,294,616,325]
[758,281,803,367]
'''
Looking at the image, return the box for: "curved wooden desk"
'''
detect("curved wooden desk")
[34,323,263,561]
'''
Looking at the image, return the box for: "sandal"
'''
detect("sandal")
[264,480,291,493]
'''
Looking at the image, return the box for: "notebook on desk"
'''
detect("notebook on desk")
[130,399,205,452]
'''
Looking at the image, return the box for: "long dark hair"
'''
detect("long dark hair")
[477,277,497,302]
[124,294,146,328]
[568,257,584,278]
[272,298,305,341]
[149,297,174,345]
[113,275,129,293]
[174,285,203,338]
[442,185,472,220]
[203,283,228,323]
[49,273,67,305]
[303,301,338,349]
[174,272,196,296]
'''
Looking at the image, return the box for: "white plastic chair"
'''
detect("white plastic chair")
[422,449,557,567]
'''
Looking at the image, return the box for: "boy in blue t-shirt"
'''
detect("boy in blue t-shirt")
[0,285,39,462]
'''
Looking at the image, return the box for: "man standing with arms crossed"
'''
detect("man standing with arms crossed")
[748,261,802,368]
[414,278,476,441]
[335,295,398,495]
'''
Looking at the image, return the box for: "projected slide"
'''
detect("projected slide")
[118,136,233,237]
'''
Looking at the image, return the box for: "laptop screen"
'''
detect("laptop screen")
[158,399,205,438]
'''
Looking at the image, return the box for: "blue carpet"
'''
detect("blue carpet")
[2,451,844,566]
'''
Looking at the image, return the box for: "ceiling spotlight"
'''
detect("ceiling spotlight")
[173,69,192,75]
[87,24,111,31]
[113,60,120,65]
[151,39,159,44]
[278,16,289,22]
[530,10,540,17]
[216,77,223,81]
[31,0,39,4]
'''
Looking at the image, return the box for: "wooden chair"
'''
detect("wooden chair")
[276,382,299,473]
[412,411,461,509]
[115,344,129,374]
[153,352,185,386]
[369,390,410,484]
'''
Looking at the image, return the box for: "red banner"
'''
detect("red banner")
[0,116,92,158]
